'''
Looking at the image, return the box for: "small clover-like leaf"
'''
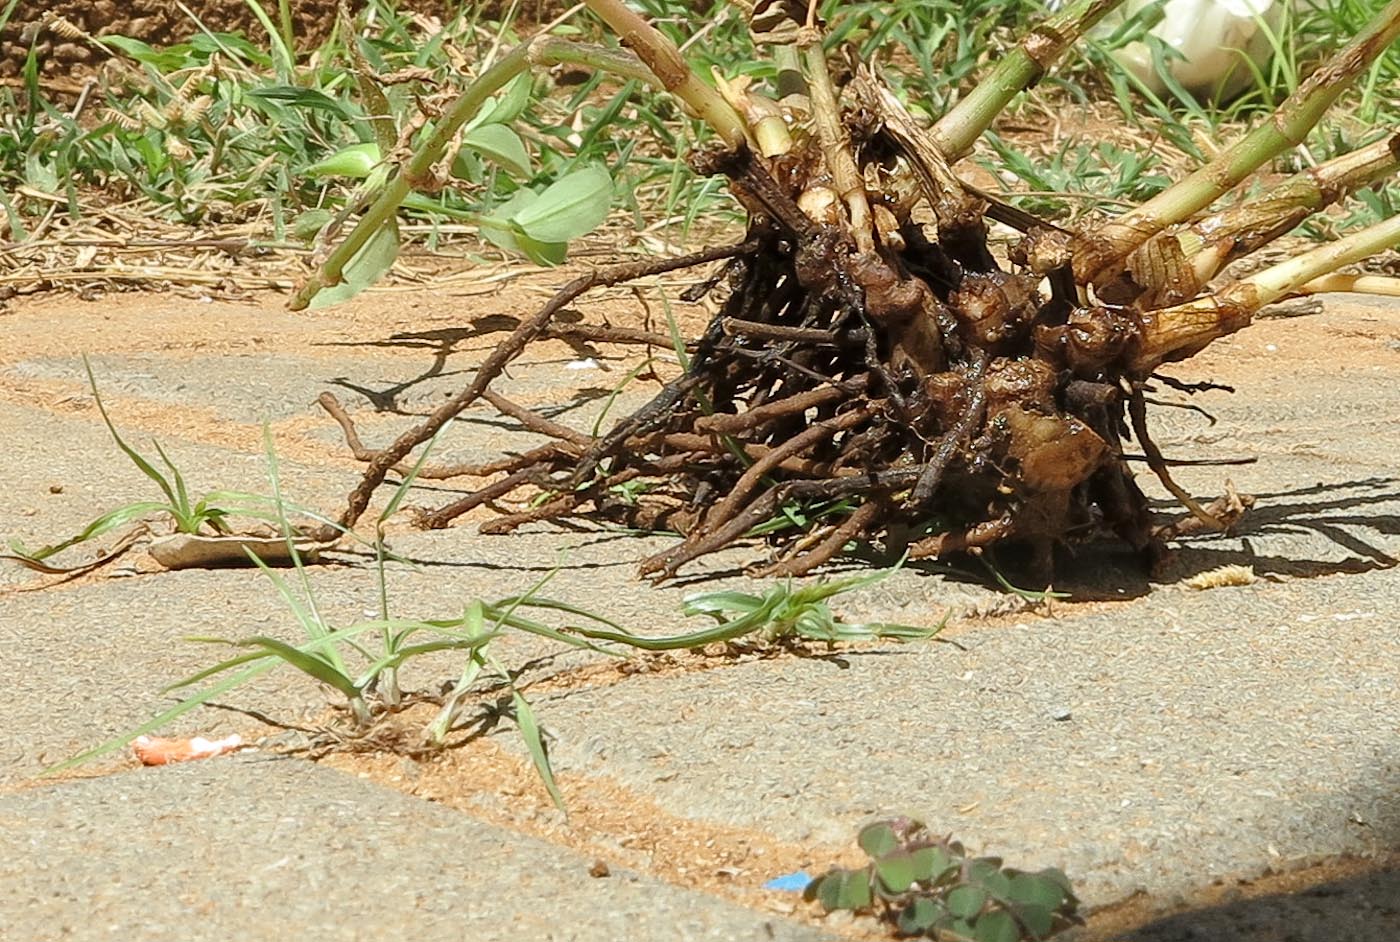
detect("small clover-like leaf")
[810,869,870,912]
[858,821,901,859]
[973,909,1021,942]
[803,871,834,904]
[1015,902,1055,938]
[875,850,918,895]
[1007,872,1066,910]
[897,897,942,935]
[968,858,1012,898]
[947,884,987,920]
[910,845,956,884]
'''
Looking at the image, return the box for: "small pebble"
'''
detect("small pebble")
[48,484,64,494]
[589,859,611,878]
[1051,707,1073,722]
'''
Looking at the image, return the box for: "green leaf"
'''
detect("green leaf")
[511,688,566,813]
[45,658,277,775]
[897,897,942,934]
[100,35,192,70]
[247,86,349,115]
[305,142,380,179]
[973,909,1021,942]
[511,165,612,243]
[225,636,360,701]
[948,918,977,940]
[293,209,334,242]
[875,850,919,895]
[681,590,764,617]
[947,885,987,920]
[83,357,180,508]
[513,228,568,266]
[1015,902,1054,938]
[6,500,168,564]
[910,845,956,884]
[858,821,901,859]
[1007,873,1066,910]
[463,123,531,178]
[969,858,1011,898]
[479,72,533,126]
[1036,867,1076,901]
[307,218,400,309]
[816,870,872,912]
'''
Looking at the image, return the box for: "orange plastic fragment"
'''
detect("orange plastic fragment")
[132,734,244,766]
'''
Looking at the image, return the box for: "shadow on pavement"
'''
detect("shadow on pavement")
[1110,863,1400,941]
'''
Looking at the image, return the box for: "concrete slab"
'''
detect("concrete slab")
[2,287,1399,936]
[0,758,833,942]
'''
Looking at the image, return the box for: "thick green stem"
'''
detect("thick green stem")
[931,0,1126,160]
[290,43,533,310]
[290,38,664,311]
[1131,211,1400,372]
[1082,0,1400,284]
[1168,130,1400,286]
[582,0,748,148]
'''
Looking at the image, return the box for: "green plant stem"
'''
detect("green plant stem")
[930,0,1126,160]
[1178,130,1400,284]
[1082,0,1400,283]
[1132,211,1400,372]
[800,39,874,252]
[582,0,748,148]
[290,43,532,310]
[289,36,666,311]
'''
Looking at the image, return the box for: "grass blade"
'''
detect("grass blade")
[82,356,179,508]
[509,686,565,812]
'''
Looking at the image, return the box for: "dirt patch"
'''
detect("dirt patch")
[316,703,881,937]
[4,1,419,77]
[316,703,1400,942]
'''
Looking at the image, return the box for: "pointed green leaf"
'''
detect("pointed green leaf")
[512,688,566,813]
[45,659,277,775]
[247,86,350,115]
[83,357,179,507]
[226,636,360,701]
[479,73,533,126]
[511,165,612,243]
[463,123,531,178]
[306,142,381,179]
[307,218,400,309]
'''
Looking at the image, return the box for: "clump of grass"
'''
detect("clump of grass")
[45,419,937,809]
[2,357,312,573]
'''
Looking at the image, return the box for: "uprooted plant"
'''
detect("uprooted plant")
[302,0,1400,582]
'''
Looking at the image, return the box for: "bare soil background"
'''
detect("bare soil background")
[1,0,552,78]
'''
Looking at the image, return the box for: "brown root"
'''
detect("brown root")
[318,74,1287,582]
